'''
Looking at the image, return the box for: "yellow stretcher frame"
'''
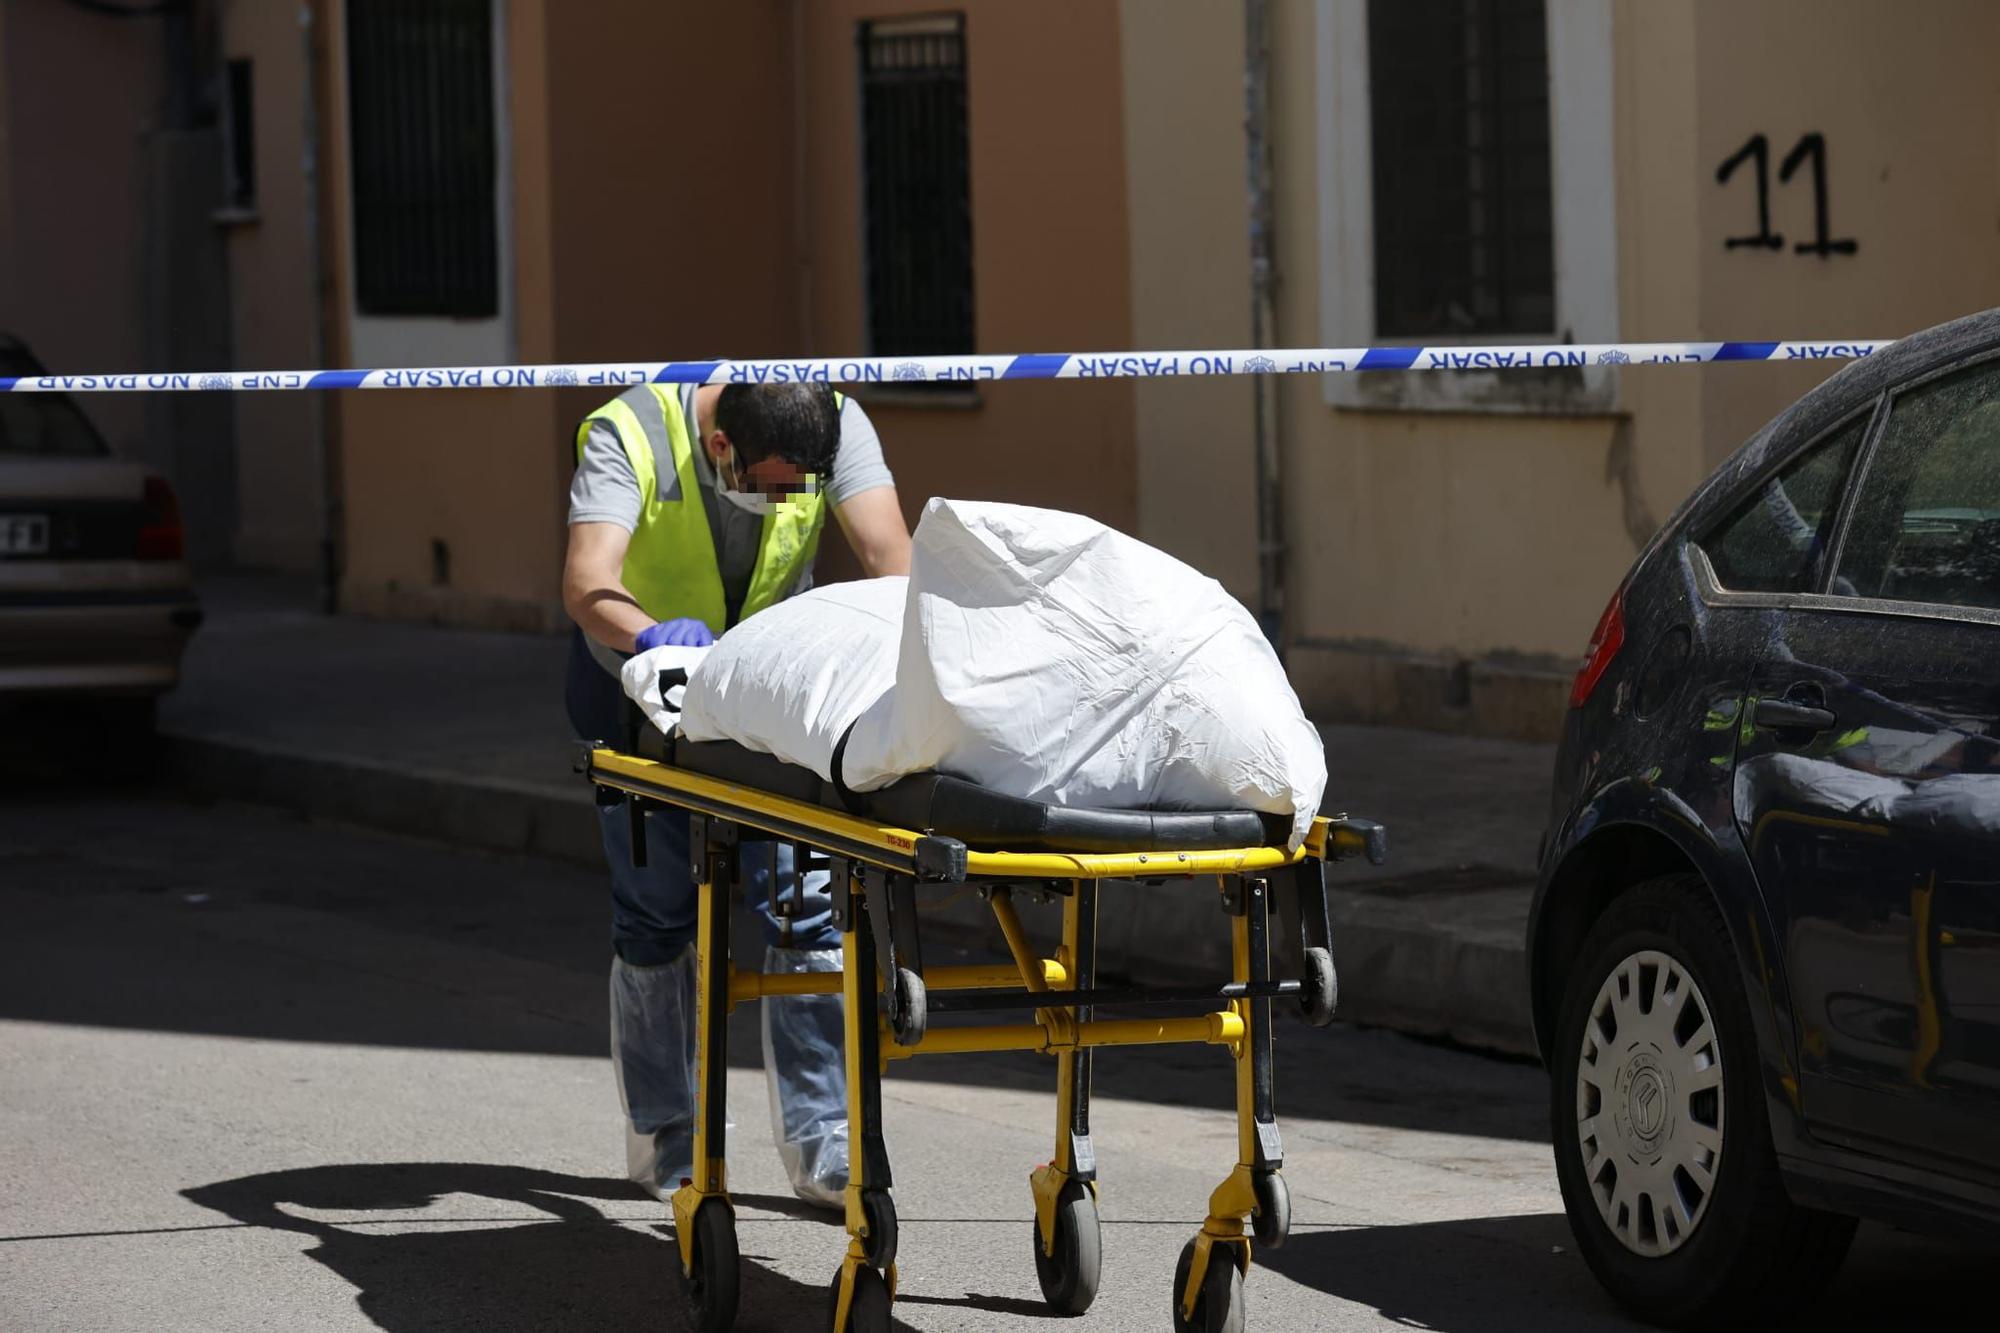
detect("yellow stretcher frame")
[584,746,1380,1333]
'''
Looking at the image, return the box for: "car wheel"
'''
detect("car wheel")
[1551,874,1855,1327]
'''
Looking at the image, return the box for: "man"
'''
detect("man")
[562,379,911,1208]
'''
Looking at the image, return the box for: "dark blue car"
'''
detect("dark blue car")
[1532,307,2000,1326]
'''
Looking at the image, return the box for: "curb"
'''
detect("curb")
[162,731,1538,1060]
[162,732,604,868]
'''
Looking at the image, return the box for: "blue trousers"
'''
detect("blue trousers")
[601,797,851,1205]
[600,801,841,964]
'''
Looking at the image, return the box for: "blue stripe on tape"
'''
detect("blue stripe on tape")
[656,361,722,383]
[1,341,1892,393]
[306,370,370,389]
[1003,354,1068,379]
[1358,347,1423,371]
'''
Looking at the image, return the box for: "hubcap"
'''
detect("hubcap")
[1574,949,1724,1257]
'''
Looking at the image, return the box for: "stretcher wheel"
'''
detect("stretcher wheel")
[1298,946,1337,1027]
[861,1188,899,1268]
[1032,1180,1102,1315]
[1250,1170,1291,1248]
[890,967,927,1046]
[827,1263,892,1332]
[1172,1239,1245,1333]
[679,1199,740,1332]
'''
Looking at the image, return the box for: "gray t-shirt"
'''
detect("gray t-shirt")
[568,384,895,623]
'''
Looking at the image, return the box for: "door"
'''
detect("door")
[1730,357,2000,1176]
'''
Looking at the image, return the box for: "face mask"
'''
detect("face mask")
[717,443,816,517]
[720,486,773,517]
[714,444,772,515]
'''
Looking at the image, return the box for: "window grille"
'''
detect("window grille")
[1368,0,1554,337]
[857,14,975,358]
[347,0,498,318]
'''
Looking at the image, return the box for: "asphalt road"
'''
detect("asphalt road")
[2,791,1993,1332]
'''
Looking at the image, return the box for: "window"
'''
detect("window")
[222,59,256,211]
[857,14,974,358]
[1701,419,1864,594]
[0,396,109,459]
[0,346,107,457]
[1318,0,1616,414]
[1367,0,1554,337]
[1836,363,2000,612]
[346,0,498,318]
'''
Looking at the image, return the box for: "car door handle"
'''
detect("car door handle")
[1754,698,1837,733]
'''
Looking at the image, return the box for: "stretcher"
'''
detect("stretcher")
[580,728,1385,1333]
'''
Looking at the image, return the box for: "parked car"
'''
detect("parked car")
[0,335,200,737]
[1532,306,2000,1326]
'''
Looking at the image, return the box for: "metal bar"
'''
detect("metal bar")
[729,960,1068,1006]
[888,873,924,979]
[590,749,1334,880]
[589,751,924,876]
[1231,880,1257,1169]
[884,1011,1244,1060]
[1247,877,1281,1170]
[969,844,1308,880]
[925,980,1304,1014]
[988,889,1047,992]
[845,870,893,1192]
[690,827,730,1193]
[1063,879,1098,1181]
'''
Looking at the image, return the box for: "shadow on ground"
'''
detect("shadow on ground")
[0,788,1548,1144]
[1262,1213,1626,1331]
[1260,1212,2000,1332]
[180,1162,907,1333]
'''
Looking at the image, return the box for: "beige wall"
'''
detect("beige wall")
[1608,0,1705,572]
[1690,0,2000,470]
[331,0,1139,618]
[544,1,799,369]
[1256,0,2000,737]
[541,0,801,554]
[1266,0,1630,725]
[221,0,325,574]
[799,0,1139,582]
[318,0,2000,743]
[328,0,564,628]
[0,0,164,464]
[1117,0,1258,601]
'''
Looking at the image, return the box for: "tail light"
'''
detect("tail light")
[138,475,185,561]
[1569,583,1627,709]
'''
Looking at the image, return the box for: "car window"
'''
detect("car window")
[1700,417,1863,594]
[1836,360,2000,612]
[0,392,111,458]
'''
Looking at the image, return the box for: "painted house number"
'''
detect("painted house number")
[1716,132,1859,257]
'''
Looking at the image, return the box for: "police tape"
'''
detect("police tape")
[0,340,1895,393]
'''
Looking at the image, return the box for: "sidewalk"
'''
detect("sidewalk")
[161,575,1553,1057]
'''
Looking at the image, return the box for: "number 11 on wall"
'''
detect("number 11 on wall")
[1716,131,1859,258]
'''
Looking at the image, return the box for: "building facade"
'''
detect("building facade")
[0,0,325,575]
[7,1,1996,738]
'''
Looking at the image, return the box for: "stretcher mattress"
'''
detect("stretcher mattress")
[638,728,1287,854]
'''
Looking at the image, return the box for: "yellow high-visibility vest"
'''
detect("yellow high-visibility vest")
[576,385,828,628]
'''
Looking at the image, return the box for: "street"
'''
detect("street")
[2,792,1992,1332]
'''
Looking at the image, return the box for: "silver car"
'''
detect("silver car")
[0,337,200,736]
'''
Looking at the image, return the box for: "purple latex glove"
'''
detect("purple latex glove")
[634,617,714,652]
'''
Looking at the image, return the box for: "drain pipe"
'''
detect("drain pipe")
[1244,0,1286,656]
[302,0,343,613]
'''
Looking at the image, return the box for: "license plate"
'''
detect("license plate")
[0,514,51,556]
